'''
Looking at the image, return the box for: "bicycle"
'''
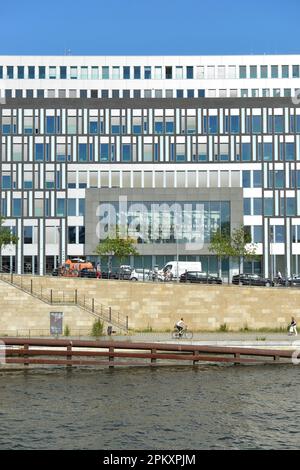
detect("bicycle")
[171,328,193,340]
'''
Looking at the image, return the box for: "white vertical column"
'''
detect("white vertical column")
[39,219,44,275]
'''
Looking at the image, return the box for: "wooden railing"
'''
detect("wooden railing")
[0,337,297,368]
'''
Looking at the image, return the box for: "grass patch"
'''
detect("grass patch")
[219,323,229,332]
[64,325,71,337]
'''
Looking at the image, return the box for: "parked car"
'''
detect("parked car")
[232,274,273,287]
[180,271,222,284]
[130,269,152,282]
[101,271,119,279]
[287,275,300,287]
[79,268,97,278]
[118,266,132,280]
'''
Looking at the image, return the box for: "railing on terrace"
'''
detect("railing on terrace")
[0,271,129,333]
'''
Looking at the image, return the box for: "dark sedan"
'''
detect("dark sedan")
[79,268,97,278]
[180,271,222,284]
[232,274,273,287]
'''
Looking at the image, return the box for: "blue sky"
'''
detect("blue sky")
[1,0,300,55]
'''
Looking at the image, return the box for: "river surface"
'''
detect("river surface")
[0,365,299,450]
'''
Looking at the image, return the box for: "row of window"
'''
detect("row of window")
[2,87,299,100]
[20,225,85,244]
[3,167,300,191]
[1,197,84,218]
[1,64,300,80]
[244,197,297,217]
[2,140,300,163]
[3,110,300,137]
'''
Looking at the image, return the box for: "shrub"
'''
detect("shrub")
[64,325,71,337]
[219,323,228,332]
[91,318,104,338]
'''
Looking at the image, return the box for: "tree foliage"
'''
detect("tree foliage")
[94,235,139,266]
[0,216,18,255]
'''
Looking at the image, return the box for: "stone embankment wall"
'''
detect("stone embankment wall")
[0,275,297,333]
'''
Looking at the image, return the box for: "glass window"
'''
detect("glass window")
[38,66,45,79]
[46,116,55,134]
[250,65,257,78]
[282,65,289,78]
[17,66,24,79]
[208,116,218,134]
[154,66,162,79]
[112,66,120,79]
[2,175,11,189]
[252,115,262,133]
[35,143,44,161]
[264,198,273,216]
[68,227,76,244]
[271,65,278,78]
[275,170,284,188]
[134,66,141,79]
[91,66,99,79]
[56,199,65,217]
[12,144,22,161]
[123,66,130,79]
[260,65,268,78]
[274,115,284,133]
[67,116,76,134]
[78,143,87,162]
[67,199,76,216]
[12,199,21,217]
[7,66,14,79]
[100,143,109,161]
[122,144,131,162]
[165,66,172,79]
[70,66,78,79]
[253,198,262,215]
[186,66,193,79]
[253,226,262,243]
[287,198,296,216]
[239,66,247,78]
[230,115,240,133]
[102,66,109,79]
[275,226,285,243]
[60,66,67,79]
[253,170,262,187]
[243,198,251,215]
[285,143,295,161]
[242,170,251,188]
[49,66,56,79]
[0,66,3,79]
[24,226,33,244]
[79,199,85,216]
[263,143,273,161]
[241,143,251,161]
[143,144,152,162]
[79,226,85,244]
[293,65,300,78]
[144,66,151,79]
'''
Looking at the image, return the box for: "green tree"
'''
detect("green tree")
[209,229,231,278]
[94,234,139,273]
[230,225,258,276]
[0,217,18,271]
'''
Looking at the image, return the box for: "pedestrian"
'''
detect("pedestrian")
[288,316,298,336]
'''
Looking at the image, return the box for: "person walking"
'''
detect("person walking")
[288,316,298,336]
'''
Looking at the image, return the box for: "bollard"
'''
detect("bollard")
[109,307,112,322]
[126,315,129,331]
[92,298,94,313]
[75,289,78,304]
[30,279,33,294]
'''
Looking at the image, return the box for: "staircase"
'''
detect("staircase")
[0,271,129,332]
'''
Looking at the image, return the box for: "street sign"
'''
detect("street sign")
[50,312,63,336]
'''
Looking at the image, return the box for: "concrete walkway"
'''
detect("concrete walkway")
[111,331,300,348]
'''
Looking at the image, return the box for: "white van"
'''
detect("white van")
[161,261,202,279]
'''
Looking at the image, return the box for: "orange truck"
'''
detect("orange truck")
[59,258,94,277]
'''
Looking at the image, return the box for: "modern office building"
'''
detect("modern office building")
[1,55,300,278]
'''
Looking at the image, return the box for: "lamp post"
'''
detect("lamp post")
[269,225,274,281]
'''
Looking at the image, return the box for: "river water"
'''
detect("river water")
[0,365,299,450]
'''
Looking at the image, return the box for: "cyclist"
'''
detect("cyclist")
[175,318,187,337]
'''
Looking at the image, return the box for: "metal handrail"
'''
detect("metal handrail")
[0,272,128,332]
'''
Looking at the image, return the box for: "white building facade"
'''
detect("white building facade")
[1,55,300,278]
